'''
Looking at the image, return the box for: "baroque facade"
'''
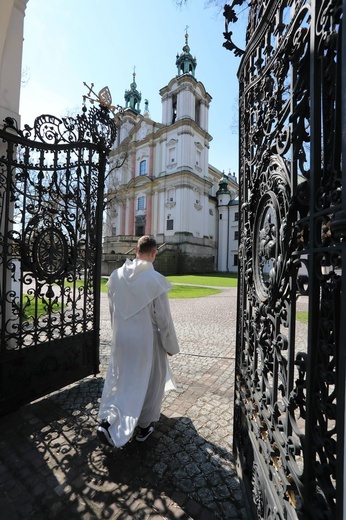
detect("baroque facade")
[102,32,239,275]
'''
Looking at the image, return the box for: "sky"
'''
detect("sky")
[20,0,247,176]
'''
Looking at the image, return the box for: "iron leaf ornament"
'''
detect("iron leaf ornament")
[223,0,246,56]
[83,82,123,121]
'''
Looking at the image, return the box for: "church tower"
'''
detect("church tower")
[216,172,239,272]
[124,69,141,113]
[160,30,211,133]
[216,174,231,271]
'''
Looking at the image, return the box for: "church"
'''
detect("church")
[102,31,239,275]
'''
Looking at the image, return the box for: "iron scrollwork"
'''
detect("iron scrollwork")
[252,154,293,304]
[4,104,117,152]
[0,89,119,413]
[223,2,246,56]
[226,0,343,518]
[33,227,68,278]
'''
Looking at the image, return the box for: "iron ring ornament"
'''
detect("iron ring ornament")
[252,155,292,304]
[33,227,68,278]
[21,212,74,283]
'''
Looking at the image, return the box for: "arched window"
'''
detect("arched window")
[139,160,147,176]
[172,94,177,123]
[195,99,201,125]
[138,196,146,210]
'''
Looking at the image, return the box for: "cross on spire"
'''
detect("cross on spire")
[185,25,189,44]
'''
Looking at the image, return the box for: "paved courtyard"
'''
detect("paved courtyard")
[0,286,248,519]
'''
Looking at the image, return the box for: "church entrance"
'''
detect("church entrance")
[0,102,116,415]
[135,215,146,236]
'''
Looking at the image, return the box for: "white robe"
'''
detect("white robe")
[98,258,180,447]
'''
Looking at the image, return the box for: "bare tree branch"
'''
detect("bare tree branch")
[173,0,225,8]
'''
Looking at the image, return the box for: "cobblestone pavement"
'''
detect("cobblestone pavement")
[0,287,248,519]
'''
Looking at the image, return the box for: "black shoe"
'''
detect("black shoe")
[135,425,154,442]
[97,421,115,447]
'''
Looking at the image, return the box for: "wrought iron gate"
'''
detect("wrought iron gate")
[224,0,344,518]
[0,102,116,415]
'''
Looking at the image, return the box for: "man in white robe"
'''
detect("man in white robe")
[97,235,180,447]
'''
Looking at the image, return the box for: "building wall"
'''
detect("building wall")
[101,239,215,276]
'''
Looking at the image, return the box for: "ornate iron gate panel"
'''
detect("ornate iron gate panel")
[224,0,344,518]
[0,103,116,415]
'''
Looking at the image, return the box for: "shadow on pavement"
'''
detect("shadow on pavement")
[0,377,245,519]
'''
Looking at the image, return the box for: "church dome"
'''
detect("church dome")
[124,69,142,113]
[176,28,197,77]
[216,173,231,195]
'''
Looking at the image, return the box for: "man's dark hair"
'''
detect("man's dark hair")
[137,235,157,254]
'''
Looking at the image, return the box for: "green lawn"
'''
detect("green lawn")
[58,274,229,299]
[169,285,221,299]
[31,275,313,307]
[296,311,308,324]
[22,298,62,319]
[165,273,236,298]
[166,273,237,287]
[24,276,311,308]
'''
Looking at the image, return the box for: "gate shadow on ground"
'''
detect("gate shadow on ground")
[0,377,245,519]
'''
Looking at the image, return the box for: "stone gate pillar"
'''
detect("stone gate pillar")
[0,0,28,348]
[0,0,28,127]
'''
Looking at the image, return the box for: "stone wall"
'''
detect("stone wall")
[101,234,217,276]
[155,244,179,276]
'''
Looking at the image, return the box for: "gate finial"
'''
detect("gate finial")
[83,82,123,118]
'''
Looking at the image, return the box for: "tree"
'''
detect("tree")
[174,0,225,7]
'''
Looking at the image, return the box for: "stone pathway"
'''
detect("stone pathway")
[0,287,248,519]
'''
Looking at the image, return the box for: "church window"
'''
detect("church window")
[166,188,175,204]
[138,196,146,210]
[172,95,177,123]
[234,231,239,240]
[235,212,239,221]
[234,254,238,266]
[168,147,175,164]
[166,219,174,230]
[139,160,147,176]
[196,150,201,165]
[220,214,223,220]
[195,99,201,125]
